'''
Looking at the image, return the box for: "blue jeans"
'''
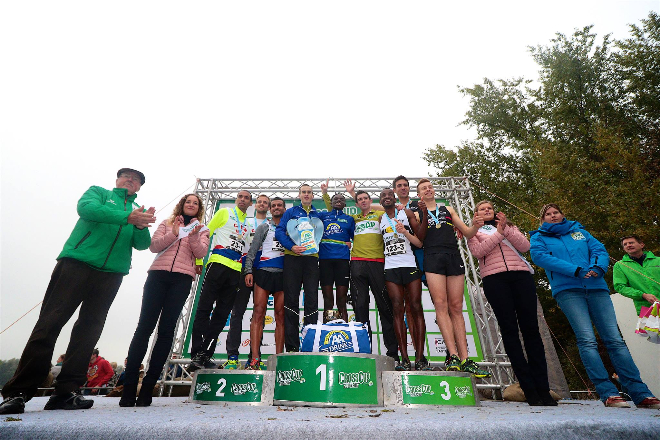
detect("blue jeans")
[555,288,652,403]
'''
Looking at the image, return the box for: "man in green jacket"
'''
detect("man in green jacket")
[0,168,155,414]
[613,235,660,316]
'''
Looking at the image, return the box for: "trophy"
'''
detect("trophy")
[286,216,324,255]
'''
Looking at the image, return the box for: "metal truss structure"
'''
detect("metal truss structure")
[153,177,516,396]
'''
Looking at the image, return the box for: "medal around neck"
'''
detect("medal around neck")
[287,216,324,255]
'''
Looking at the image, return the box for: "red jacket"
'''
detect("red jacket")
[86,356,114,387]
[148,220,210,277]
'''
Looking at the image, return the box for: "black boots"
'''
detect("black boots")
[136,379,156,407]
[118,383,138,407]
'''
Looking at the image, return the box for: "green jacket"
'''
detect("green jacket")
[613,251,660,315]
[57,186,152,274]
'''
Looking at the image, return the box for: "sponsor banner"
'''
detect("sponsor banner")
[420,290,466,311]
[234,332,277,355]
[182,198,485,363]
[193,372,264,403]
[380,332,429,358]
[400,374,476,406]
[426,334,477,358]
[274,355,378,405]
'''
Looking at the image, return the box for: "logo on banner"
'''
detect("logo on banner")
[277,369,305,386]
[434,337,446,354]
[455,385,473,399]
[405,384,434,397]
[338,371,373,388]
[265,315,274,325]
[195,382,212,395]
[321,330,353,352]
[241,339,250,347]
[231,382,257,396]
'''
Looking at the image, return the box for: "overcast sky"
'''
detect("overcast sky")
[1,1,656,366]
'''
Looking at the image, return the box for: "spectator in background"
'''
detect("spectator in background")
[613,235,660,316]
[50,354,65,380]
[85,349,114,395]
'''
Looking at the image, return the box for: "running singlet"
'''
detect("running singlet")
[423,204,459,254]
[380,210,416,270]
[352,210,385,261]
[322,194,384,261]
[259,222,284,269]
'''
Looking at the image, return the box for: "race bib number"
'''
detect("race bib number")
[272,240,284,253]
[228,234,245,253]
[385,241,405,257]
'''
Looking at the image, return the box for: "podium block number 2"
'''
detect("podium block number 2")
[216,378,227,397]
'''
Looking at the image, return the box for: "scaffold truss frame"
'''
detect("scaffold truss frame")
[152,177,517,396]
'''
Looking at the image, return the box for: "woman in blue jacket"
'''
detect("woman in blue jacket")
[530,204,659,409]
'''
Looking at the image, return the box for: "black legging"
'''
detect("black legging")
[482,270,550,397]
[124,270,192,386]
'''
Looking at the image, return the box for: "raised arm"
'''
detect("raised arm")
[447,205,483,239]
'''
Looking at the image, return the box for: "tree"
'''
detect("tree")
[424,12,660,391]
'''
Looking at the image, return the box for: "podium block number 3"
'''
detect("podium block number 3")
[439,380,450,400]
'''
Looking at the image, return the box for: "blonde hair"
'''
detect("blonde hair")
[475,200,513,227]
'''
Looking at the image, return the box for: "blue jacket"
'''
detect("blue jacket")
[275,204,321,257]
[529,219,609,296]
[318,209,355,260]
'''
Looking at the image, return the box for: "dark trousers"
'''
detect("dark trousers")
[283,255,319,351]
[482,271,550,395]
[190,263,240,356]
[124,270,192,386]
[226,275,252,357]
[2,259,123,399]
[350,260,398,358]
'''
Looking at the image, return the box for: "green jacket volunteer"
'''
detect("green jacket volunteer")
[0,168,155,415]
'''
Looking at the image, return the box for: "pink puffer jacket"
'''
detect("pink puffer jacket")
[148,220,210,278]
[467,224,532,278]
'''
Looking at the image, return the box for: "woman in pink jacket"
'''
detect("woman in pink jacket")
[468,200,555,406]
[120,194,209,407]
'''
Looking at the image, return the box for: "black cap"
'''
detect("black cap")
[117,168,146,185]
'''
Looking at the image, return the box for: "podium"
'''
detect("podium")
[189,353,479,408]
[268,352,394,407]
[189,370,274,406]
[382,371,480,407]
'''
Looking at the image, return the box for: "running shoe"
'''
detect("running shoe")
[605,396,631,408]
[414,356,436,371]
[221,355,240,370]
[444,354,461,372]
[460,359,492,378]
[245,358,266,371]
[635,397,660,409]
[395,359,412,371]
[188,352,211,373]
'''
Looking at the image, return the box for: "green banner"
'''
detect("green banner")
[192,372,264,403]
[274,355,378,405]
[400,374,476,406]
[182,197,485,364]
